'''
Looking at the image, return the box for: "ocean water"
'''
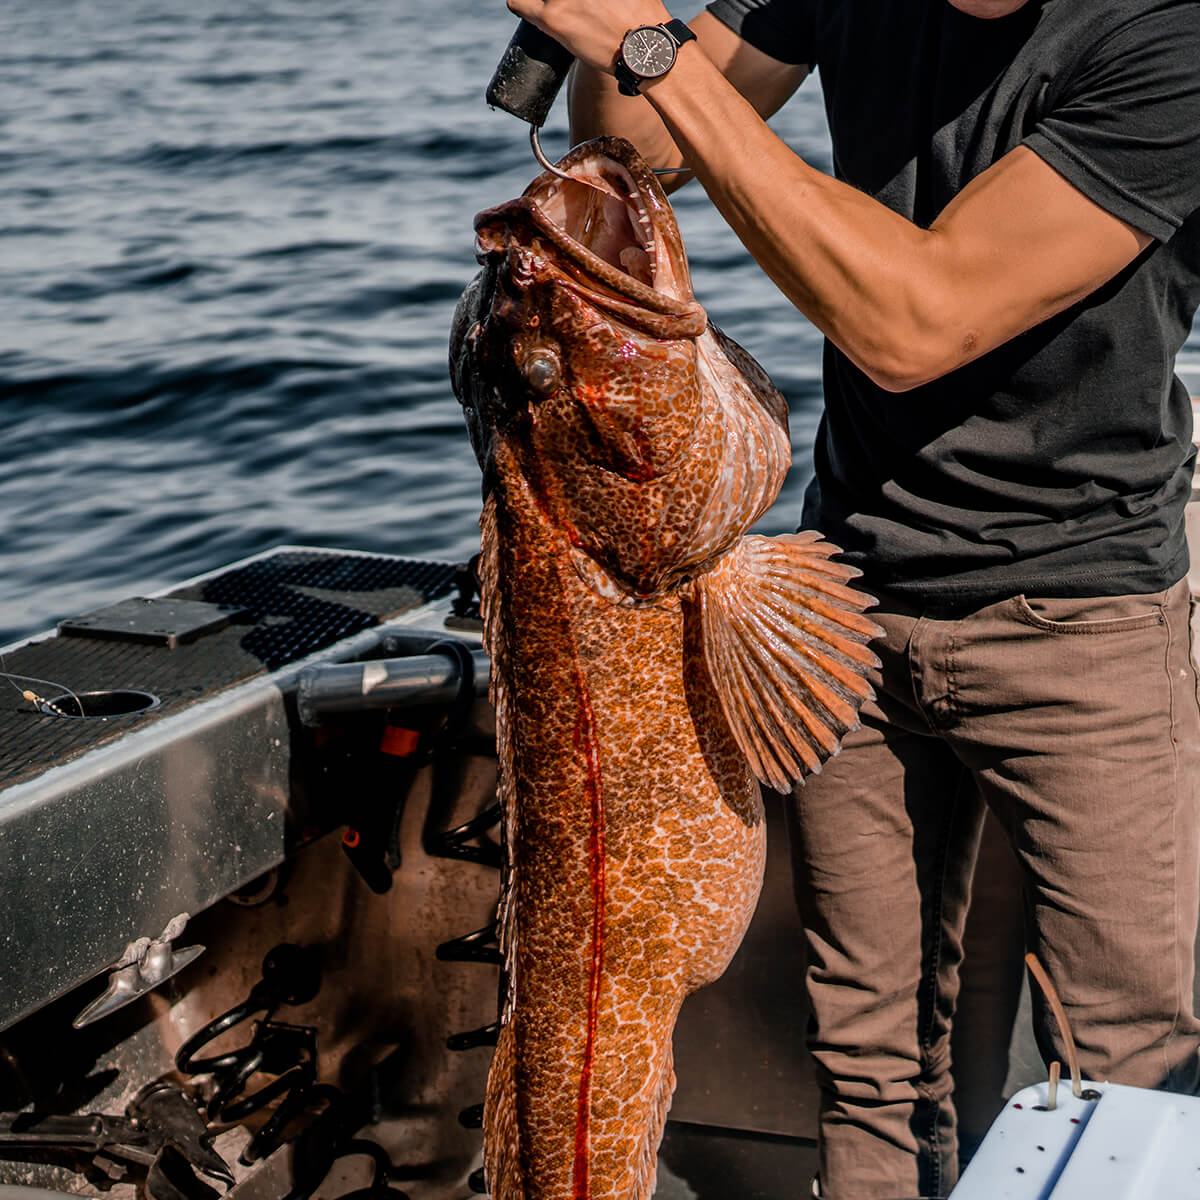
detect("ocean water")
[0,0,834,647]
[1,1,1196,648]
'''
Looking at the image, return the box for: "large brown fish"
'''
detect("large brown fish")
[449,137,880,1200]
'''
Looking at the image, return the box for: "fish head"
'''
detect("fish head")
[454,137,706,482]
[451,137,788,600]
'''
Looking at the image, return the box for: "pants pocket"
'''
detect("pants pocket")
[1012,589,1168,635]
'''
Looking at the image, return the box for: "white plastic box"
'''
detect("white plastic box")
[951,1080,1200,1199]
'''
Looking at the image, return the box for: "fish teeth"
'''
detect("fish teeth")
[632,205,656,271]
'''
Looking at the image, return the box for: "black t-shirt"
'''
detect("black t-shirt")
[707,0,1200,604]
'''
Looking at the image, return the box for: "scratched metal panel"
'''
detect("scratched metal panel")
[0,655,291,1033]
[0,546,461,1034]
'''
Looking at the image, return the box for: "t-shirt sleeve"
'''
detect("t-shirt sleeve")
[705,0,817,67]
[1023,7,1200,243]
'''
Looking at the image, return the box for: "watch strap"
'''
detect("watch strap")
[662,19,697,49]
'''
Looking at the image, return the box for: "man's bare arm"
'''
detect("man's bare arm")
[511,1,1153,391]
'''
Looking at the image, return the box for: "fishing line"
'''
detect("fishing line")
[0,667,83,718]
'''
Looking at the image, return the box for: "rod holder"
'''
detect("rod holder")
[296,649,491,726]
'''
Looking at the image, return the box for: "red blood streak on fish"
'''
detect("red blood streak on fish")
[569,640,605,1200]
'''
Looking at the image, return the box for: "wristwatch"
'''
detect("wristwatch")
[614,19,697,96]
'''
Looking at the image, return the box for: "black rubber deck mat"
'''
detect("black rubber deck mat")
[0,548,457,790]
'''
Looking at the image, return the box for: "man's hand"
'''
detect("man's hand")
[505,0,673,74]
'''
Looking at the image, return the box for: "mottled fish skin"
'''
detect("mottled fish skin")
[449,137,879,1200]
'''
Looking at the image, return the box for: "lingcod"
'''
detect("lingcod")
[449,136,880,1200]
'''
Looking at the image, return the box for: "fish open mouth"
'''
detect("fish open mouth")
[530,160,681,296]
[475,137,701,323]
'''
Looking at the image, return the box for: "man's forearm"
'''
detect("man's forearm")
[643,46,945,390]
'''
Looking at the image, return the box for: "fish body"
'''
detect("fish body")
[450,137,880,1199]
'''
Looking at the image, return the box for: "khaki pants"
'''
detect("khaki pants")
[787,577,1200,1199]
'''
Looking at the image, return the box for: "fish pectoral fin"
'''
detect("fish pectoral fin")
[693,532,883,792]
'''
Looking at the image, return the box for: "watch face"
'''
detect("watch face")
[622,26,675,78]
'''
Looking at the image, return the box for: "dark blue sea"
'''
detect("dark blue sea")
[2,1,1197,647]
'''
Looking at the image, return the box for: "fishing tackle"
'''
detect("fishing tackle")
[302,1137,410,1200]
[326,633,499,1194]
[1,669,82,717]
[280,1077,412,1200]
[1024,953,1101,1104]
[0,1080,233,1198]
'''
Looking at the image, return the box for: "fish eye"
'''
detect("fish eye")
[522,349,561,396]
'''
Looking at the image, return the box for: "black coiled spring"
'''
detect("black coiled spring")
[175,943,328,1165]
